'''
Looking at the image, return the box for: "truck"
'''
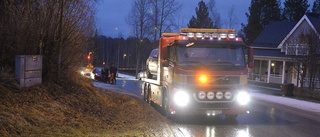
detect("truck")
[141,28,254,119]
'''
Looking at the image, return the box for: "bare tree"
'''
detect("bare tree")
[225,5,238,29]
[149,0,182,42]
[299,33,320,91]
[207,0,221,28]
[286,29,320,93]
[126,0,153,76]
[0,0,96,83]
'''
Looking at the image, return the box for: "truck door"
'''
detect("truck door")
[164,44,176,85]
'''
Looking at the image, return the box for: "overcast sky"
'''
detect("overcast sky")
[95,0,313,38]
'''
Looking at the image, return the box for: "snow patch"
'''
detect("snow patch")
[251,93,320,113]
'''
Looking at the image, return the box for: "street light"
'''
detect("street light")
[123,54,127,67]
[87,52,93,62]
[87,54,91,60]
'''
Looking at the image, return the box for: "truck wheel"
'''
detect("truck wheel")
[143,84,149,103]
[146,84,151,104]
[162,90,175,120]
[143,84,147,101]
[162,90,169,116]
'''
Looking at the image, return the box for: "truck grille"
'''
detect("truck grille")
[187,76,240,85]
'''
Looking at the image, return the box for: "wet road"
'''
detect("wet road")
[115,78,320,137]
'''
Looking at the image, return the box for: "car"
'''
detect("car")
[80,67,91,77]
[90,67,103,81]
[146,48,159,78]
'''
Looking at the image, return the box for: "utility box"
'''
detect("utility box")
[15,55,43,87]
[281,83,294,97]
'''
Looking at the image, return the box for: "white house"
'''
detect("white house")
[249,14,320,88]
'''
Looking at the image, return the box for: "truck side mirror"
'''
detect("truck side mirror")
[248,47,254,68]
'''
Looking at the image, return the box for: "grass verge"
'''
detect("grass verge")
[0,70,162,136]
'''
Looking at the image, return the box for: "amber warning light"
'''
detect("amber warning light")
[199,75,208,84]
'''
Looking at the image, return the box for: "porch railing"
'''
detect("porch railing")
[248,73,282,84]
[285,44,308,55]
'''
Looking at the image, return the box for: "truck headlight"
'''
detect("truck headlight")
[224,91,232,100]
[236,91,250,105]
[198,91,206,100]
[174,90,190,107]
[216,91,223,100]
[207,91,215,100]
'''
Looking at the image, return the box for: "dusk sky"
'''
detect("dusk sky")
[95,0,313,38]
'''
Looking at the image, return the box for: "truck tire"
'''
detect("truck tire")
[143,83,150,104]
[146,84,151,104]
[162,90,169,116]
[162,89,176,120]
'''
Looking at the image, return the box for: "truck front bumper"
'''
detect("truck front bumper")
[169,103,249,116]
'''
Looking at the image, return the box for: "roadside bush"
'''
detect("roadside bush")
[294,87,320,102]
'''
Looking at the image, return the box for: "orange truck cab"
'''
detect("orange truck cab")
[142,28,254,119]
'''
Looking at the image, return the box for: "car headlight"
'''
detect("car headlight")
[237,91,250,105]
[216,91,223,100]
[207,91,215,100]
[174,90,190,107]
[224,91,232,100]
[198,91,206,100]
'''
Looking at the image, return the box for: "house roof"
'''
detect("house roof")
[252,14,320,59]
[278,14,320,48]
[252,21,297,48]
[253,48,287,58]
[306,13,320,33]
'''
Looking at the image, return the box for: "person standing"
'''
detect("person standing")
[109,63,118,84]
[101,65,106,82]
[101,65,109,83]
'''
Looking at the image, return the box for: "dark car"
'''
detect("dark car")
[90,67,103,81]
[146,48,159,78]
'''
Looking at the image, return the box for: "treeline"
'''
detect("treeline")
[93,36,157,69]
[0,0,96,83]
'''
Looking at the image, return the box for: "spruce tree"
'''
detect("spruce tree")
[283,0,309,21]
[187,0,213,28]
[312,0,320,14]
[261,0,282,27]
[241,0,263,45]
[242,0,282,45]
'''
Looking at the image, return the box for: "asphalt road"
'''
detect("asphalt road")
[106,78,320,137]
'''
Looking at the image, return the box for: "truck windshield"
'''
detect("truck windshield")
[176,44,245,70]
